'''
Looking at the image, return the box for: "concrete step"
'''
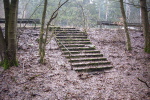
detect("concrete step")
[56,36,87,39]
[59,44,86,48]
[59,28,76,30]
[62,50,100,55]
[72,61,111,67]
[65,54,103,58]
[58,41,91,44]
[74,65,113,72]
[55,29,80,31]
[57,39,90,41]
[69,57,107,63]
[55,31,84,33]
[58,44,95,47]
[61,47,95,51]
[84,50,100,53]
[56,34,87,36]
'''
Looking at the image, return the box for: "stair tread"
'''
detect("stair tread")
[58,39,90,41]
[65,53,103,56]
[56,36,87,38]
[69,58,107,63]
[62,50,100,55]
[59,44,85,47]
[59,41,91,44]
[61,48,95,51]
[74,65,113,72]
[55,31,84,33]
[61,46,94,49]
[56,34,87,36]
[65,54,103,58]
[70,57,107,61]
[72,61,111,65]
[55,30,80,31]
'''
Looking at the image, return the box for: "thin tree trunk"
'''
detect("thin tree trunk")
[98,4,101,21]
[125,0,130,22]
[78,3,87,32]
[20,0,30,27]
[140,0,150,53]
[98,2,102,28]
[39,0,47,63]
[120,0,132,50]
[105,0,109,21]
[0,26,6,61]
[38,0,69,64]
[7,0,19,68]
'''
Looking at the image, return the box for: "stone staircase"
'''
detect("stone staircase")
[54,27,113,72]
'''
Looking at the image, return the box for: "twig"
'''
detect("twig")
[137,77,150,88]
[23,0,44,28]
[22,62,25,74]
[20,0,31,27]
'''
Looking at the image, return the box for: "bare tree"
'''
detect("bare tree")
[1,0,19,69]
[39,0,69,63]
[39,0,48,63]
[140,0,150,53]
[120,0,132,50]
[77,2,88,33]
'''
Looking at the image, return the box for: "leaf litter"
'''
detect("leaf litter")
[0,28,150,100]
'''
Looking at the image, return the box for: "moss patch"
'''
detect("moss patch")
[1,59,18,70]
[145,48,150,53]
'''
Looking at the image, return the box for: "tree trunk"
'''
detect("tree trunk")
[39,0,47,63]
[140,0,150,53]
[39,0,69,64]
[120,0,132,50]
[6,0,19,68]
[0,26,6,61]
[3,0,10,47]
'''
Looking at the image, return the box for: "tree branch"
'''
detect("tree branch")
[23,0,44,28]
[47,0,69,26]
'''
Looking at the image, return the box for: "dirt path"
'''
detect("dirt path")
[0,28,149,100]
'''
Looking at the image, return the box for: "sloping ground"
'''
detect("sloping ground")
[0,28,149,100]
[55,28,113,72]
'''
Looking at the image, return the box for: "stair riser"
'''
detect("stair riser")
[58,28,76,29]
[57,40,90,41]
[56,34,87,36]
[55,32,84,33]
[56,36,87,39]
[72,62,111,67]
[69,59,107,62]
[84,51,100,53]
[74,67,113,72]
[63,52,80,55]
[61,48,95,51]
[55,30,81,32]
[59,42,91,44]
[63,51,100,55]
[66,55,103,58]
[59,45,85,47]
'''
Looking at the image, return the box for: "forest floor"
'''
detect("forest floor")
[0,27,150,100]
